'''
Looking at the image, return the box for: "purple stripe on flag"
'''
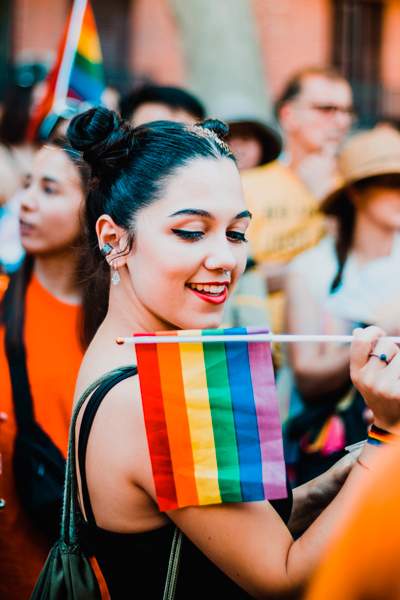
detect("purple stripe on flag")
[247,327,287,500]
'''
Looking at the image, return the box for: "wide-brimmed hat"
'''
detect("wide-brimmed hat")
[226,119,282,165]
[209,92,282,165]
[322,127,400,215]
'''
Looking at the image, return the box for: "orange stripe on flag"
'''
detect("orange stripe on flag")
[156,332,199,508]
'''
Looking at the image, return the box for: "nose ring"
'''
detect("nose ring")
[223,270,230,276]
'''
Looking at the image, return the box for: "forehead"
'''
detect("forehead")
[33,146,77,179]
[143,157,246,219]
[297,75,353,106]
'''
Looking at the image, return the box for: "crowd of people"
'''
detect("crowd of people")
[0,62,400,600]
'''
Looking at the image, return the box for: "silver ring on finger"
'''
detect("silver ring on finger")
[369,352,390,365]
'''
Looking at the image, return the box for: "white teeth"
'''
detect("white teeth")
[189,283,225,294]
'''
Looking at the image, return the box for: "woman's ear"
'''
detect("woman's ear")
[96,214,130,267]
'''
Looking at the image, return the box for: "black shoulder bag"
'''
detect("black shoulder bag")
[7,347,66,541]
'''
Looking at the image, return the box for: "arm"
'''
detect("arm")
[165,441,383,600]
[287,450,357,536]
[285,270,351,402]
[165,327,400,599]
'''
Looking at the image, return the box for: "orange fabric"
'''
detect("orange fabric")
[0,273,9,293]
[0,274,108,599]
[306,440,400,600]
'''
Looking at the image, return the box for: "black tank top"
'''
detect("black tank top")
[78,367,293,599]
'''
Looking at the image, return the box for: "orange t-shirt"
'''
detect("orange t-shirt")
[0,274,106,599]
[306,440,400,600]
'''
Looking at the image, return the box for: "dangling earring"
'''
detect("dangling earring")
[111,260,120,286]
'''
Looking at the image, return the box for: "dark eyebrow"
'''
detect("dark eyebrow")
[234,210,252,220]
[169,209,211,218]
[169,208,252,221]
[42,177,58,184]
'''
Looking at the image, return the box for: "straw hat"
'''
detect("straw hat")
[322,127,400,214]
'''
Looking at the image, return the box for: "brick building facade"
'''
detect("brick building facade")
[3,0,400,124]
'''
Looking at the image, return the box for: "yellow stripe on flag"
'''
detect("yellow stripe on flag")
[77,29,103,63]
[178,331,221,505]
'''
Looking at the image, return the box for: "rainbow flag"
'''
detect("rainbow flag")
[135,327,286,511]
[27,0,105,141]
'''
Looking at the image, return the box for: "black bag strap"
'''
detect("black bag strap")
[7,348,35,429]
[77,366,138,524]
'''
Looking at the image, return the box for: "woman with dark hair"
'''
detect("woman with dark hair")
[0,137,107,599]
[280,127,400,485]
[65,107,400,599]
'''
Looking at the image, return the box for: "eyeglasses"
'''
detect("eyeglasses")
[295,103,356,119]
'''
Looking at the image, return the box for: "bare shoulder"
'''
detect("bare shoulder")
[81,371,157,493]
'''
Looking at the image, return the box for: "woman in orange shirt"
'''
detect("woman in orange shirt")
[0,137,106,599]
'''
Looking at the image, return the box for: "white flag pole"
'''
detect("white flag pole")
[116,333,400,345]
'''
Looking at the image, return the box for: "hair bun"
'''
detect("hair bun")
[67,106,135,177]
[201,118,229,140]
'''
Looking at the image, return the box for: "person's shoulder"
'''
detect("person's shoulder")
[241,160,284,184]
[241,160,314,201]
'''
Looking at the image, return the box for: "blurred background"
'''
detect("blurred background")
[2,0,400,128]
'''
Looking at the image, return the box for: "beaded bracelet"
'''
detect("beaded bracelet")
[367,424,399,446]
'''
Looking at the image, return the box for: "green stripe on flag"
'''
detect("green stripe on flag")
[202,329,242,502]
[74,52,104,79]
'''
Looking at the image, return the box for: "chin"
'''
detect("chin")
[177,313,224,332]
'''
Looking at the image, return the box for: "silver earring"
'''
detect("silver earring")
[110,260,120,286]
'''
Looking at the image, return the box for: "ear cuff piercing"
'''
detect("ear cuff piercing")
[100,243,113,257]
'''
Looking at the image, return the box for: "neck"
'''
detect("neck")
[284,136,310,170]
[352,213,396,267]
[33,251,81,304]
[99,266,175,343]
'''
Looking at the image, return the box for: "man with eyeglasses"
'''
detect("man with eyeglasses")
[277,67,354,198]
[241,67,354,359]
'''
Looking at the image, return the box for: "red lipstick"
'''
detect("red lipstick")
[188,286,228,305]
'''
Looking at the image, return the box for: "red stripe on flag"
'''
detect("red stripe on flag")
[135,335,178,511]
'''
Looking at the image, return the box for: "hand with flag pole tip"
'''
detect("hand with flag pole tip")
[350,325,400,432]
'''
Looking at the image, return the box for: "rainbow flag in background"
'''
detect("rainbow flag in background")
[27,0,105,141]
[135,327,286,511]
